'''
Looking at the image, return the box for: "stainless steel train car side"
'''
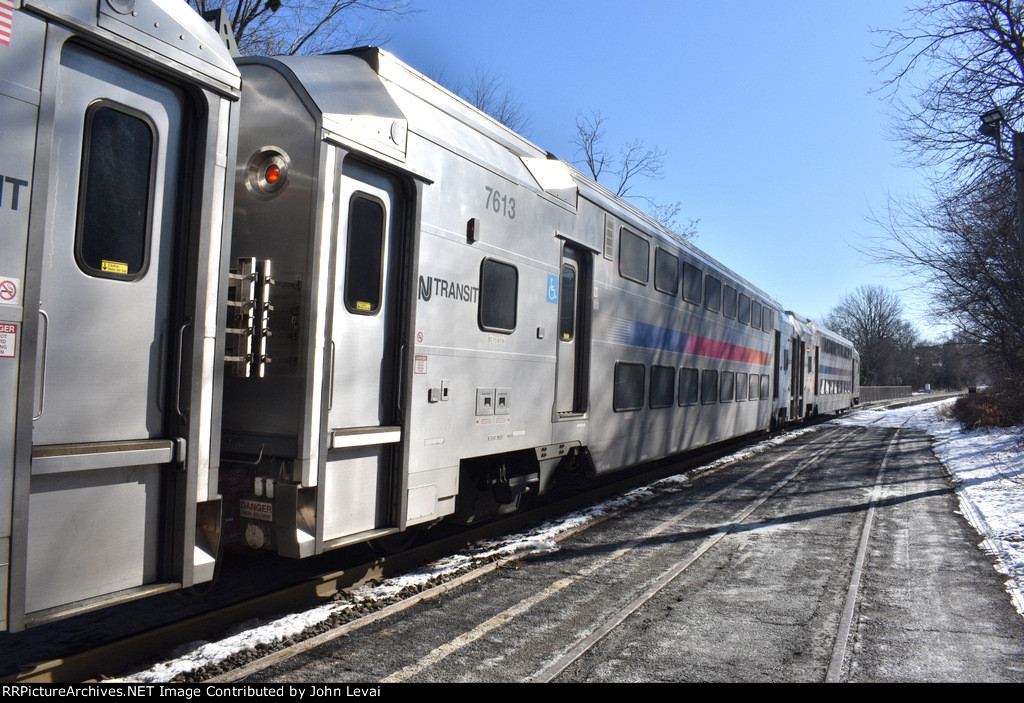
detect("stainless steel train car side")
[581,189,784,473]
[0,0,239,631]
[218,48,851,560]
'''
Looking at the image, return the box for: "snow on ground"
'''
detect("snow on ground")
[835,397,1024,617]
[116,401,1024,682]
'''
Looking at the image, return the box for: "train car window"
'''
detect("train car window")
[682,261,702,304]
[736,372,748,401]
[558,265,576,341]
[344,194,386,314]
[705,275,722,313]
[748,374,759,401]
[760,374,770,399]
[701,369,718,404]
[654,247,679,295]
[763,307,774,331]
[750,300,762,330]
[613,362,646,412]
[479,258,518,333]
[738,293,751,324]
[76,104,155,280]
[650,365,675,408]
[723,285,737,319]
[618,228,649,284]
[720,371,735,402]
[678,367,699,405]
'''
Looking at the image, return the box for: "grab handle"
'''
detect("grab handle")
[175,318,192,423]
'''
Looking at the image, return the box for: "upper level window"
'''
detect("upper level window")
[723,285,737,319]
[682,262,702,304]
[76,104,155,280]
[618,228,649,284]
[738,293,751,324]
[705,275,722,313]
[654,247,679,295]
[751,300,762,330]
[479,258,518,333]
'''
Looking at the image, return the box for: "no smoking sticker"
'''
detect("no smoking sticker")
[0,276,20,305]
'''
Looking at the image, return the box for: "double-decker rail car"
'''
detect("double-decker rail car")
[1,0,860,632]
[216,46,859,561]
[0,0,239,631]
[782,312,859,421]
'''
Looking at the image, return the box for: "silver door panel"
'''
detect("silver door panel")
[34,44,181,444]
[25,43,182,614]
[322,163,402,541]
[321,446,387,541]
[25,462,162,613]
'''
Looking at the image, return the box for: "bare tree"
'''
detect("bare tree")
[187,0,415,56]
[428,65,532,134]
[824,285,920,386]
[871,1,1024,388]
[874,0,1024,185]
[571,109,697,238]
[868,173,1024,375]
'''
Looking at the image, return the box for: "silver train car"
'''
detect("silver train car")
[0,0,859,631]
[0,0,239,631]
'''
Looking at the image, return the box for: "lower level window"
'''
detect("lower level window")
[701,369,718,404]
[613,362,645,412]
[650,365,675,408]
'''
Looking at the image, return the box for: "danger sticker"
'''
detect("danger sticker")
[240,498,273,522]
[414,354,427,374]
[0,322,16,358]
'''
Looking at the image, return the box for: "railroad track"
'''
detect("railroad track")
[0,426,776,684]
[221,399,992,683]
[3,394,964,684]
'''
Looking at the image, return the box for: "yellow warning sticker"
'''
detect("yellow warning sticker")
[102,260,129,275]
[356,301,371,311]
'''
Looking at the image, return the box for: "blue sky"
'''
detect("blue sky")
[380,1,942,338]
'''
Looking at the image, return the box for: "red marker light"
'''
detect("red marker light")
[265,164,281,184]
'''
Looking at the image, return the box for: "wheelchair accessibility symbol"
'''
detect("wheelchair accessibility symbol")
[546,274,558,304]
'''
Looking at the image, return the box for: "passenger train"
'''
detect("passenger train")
[0,0,858,631]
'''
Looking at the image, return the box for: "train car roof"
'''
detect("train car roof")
[257,47,780,310]
[26,0,241,94]
[785,311,855,348]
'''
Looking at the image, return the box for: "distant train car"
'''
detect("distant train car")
[782,312,858,421]
[0,0,239,631]
[0,4,860,633]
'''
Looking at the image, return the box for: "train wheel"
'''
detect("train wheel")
[368,527,422,555]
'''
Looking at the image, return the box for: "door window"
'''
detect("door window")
[76,104,155,280]
[344,194,386,314]
[558,265,576,341]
